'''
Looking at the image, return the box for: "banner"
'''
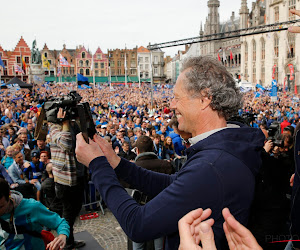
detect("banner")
[288,64,294,81]
[42,55,50,69]
[272,65,276,80]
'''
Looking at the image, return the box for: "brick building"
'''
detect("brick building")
[107,47,138,77]
[76,46,92,77]
[0,37,31,83]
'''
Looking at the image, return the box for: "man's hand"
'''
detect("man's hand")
[57,108,66,119]
[30,179,38,184]
[263,140,273,153]
[222,208,262,250]
[178,208,215,250]
[288,10,300,33]
[93,134,121,169]
[75,133,104,167]
[46,234,67,250]
[290,173,295,187]
[24,162,31,168]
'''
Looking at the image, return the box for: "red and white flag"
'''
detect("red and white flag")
[59,54,70,67]
[15,64,24,74]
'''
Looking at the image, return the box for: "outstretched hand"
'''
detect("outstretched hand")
[222,208,262,250]
[288,10,300,33]
[178,208,215,250]
[93,134,121,169]
[75,133,104,167]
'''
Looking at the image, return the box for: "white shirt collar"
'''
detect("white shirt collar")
[188,124,240,146]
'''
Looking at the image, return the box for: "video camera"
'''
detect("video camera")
[267,122,284,147]
[35,91,96,142]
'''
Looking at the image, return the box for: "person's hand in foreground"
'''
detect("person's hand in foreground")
[93,134,121,169]
[288,9,300,33]
[178,208,215,250]
[222,208,262,250]
[46,234,67,250]
[75,133,104,167]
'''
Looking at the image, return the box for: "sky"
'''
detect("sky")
[0,0,245,57]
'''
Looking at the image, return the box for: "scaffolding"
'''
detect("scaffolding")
[148,19,300,50]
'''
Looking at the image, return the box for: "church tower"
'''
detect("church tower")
[207,0,220,35]
[239,0,249,29]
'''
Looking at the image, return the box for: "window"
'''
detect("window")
[274,7,279,22]
[154,67,158,76]
[140,64,143,70]
[145,72,149,78]
[82,52,86,58]
[86,60,89,67]
[80,69,84,75]
[101,70,105,76]
[261,39,265,60]
[95,70,99,76]
[261,62,265,84]
[86,69,90,76]
[70,67,74,75]
[121,53,124,58]
[63,68,66,74]
[111,61,115,67]
[154,56,158,63]
[17,56,21,63]
[145,64,149,70]
[131,60,136,67]
[79,60,83,67]
[44,52,47,58]
[145,57,149,63]
[287,33,295,58]
[274,35,279,57]
[118,69,122,75]
[244,42,248,62]
[101,63,104,69]
[48,60,52,65]
[2,60,7,66]
[139,57,143,63]
[289,0,296,20]
[252,63,256,83]
[117,61,121,67]
[97,54,101,60]
[95,63,98,68]
[132,52,135,57]
[252,40,256,61]
[111,69,115,75]
[130,69,136,75]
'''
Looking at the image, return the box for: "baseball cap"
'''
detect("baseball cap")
[31,151,40,158]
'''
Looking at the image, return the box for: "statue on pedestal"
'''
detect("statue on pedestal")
[31,39,41,64]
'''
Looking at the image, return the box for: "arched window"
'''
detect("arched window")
[287,33,295,58]
[86,60,89,67]
[44,52,47,58]
[79,60,83,67]
[80,69,84,75]
[261,38,265,60]
[261,62,265,85]
[86,69,90,76]
[252,40,256,61]
[252,62,256,83]
[82,52,85,59]
[274,34,279,57]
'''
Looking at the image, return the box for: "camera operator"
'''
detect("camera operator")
[248,131,295,249]
[49,108,85,250]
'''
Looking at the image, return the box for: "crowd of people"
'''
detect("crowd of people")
[0,10,300,250]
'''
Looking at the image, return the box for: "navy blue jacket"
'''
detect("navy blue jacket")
[90,123,264,249]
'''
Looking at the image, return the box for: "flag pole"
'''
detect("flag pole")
[125,45,127,88]
[150,51,154,109]
[109,57,112,90]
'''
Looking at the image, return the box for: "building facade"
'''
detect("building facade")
[93,47,108,77]
[0,37,31,83]
[108,47,138,77]
[137,46,151,80]
[151,48,165,84]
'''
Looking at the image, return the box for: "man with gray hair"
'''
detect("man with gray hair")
[75,56,265,249]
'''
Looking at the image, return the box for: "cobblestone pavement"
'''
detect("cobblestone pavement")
[74,208,127,250]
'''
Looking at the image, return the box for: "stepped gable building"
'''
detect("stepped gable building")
[0,37,31,83]
[137,46,151,80]
[76,46,92,77]
[93,47,108,77]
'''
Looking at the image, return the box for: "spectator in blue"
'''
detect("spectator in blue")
[168,118,186,157]
[1,146,14,169]
[157,125,169,137]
